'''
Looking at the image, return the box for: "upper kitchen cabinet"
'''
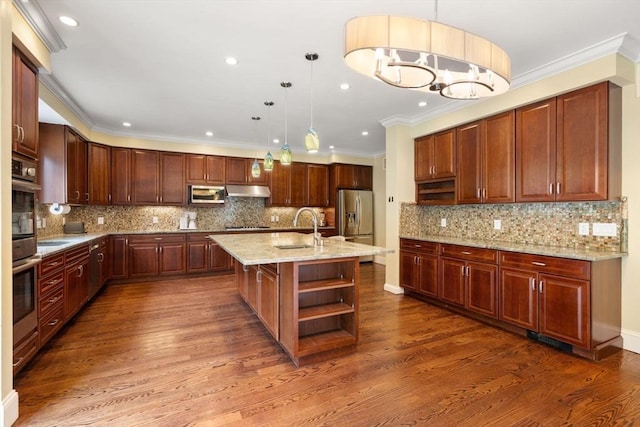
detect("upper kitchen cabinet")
[111,147,132,205]
[331,163,372,190]
[87,142,111,205]
[131,150,186,205]
[225,157,268,185]
[307,164,329,207]
[12,47,39,160]
[516,82,621,202]
[186,154,225,185]
[414,129,456,181]
[268,161,307,207]
[456,111,515,204]
[39,124,88,205]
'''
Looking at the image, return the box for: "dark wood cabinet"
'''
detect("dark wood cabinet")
[399,239,438,297]
[37,253,65,349]
[64,245,89,321]
[186,233,232,273]
[159,152,186,205]
[415,129,456,181]
[307,164,329,207]
[12,46,39,159]
[39,124,88,205]
[225,157,268,185]
[248,264,280,340]
[128,234,186,278]
[186,154,225,184]
[111,148,132,205]
[457,112,515,204]
[332,163,372,190]
[268,161,307,206]
[87,142,111,205]
[439,257,467,307]
[131,150,185,205]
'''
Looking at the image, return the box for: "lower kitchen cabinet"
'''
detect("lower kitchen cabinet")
[128,234,186,278]
[38,253,65,348]
[64,244,89,321]
[399,239,438,297]
[187,233,232,273]
[110,235,129,279]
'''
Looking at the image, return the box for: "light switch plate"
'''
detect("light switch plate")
[152,216,159,224]
[493,219,502,230]
[97,216,104,225]
[440,218,447,227]
[592,222,617,237]
[578,223,589,236]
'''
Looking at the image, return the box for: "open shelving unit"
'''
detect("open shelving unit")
[416,178,456,205]
[279,257,359,366]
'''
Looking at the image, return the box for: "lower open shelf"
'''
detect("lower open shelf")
[298,329,357,357]
[299,302,354,321]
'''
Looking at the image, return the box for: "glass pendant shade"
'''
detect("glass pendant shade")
[264,150,274,171]
[280,143,292,165]
[304,128,319,153]
[280,82,293,165]
[251,159,261,177]
[263,101,275,172]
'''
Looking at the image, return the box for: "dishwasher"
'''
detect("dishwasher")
[88,242,101,299]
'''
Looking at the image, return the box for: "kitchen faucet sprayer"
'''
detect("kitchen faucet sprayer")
[293,207,322,246]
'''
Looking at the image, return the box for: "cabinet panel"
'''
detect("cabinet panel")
[456,122,482,203]
[187,241,208,273]
[257,266,279,340]
[399,252,418,292]
[483,111,515,203]
[439,258,465,306]
[186,154,225,184]
[111,148,132,205]
[499,267,538,330]
[110,235,129,279]
[159,152,185,205]
[539,274,590,348]
[87,142,111,205]
[66,130,88,204]
[289,163,307,206]
[131,150,159,205]
[466,262,498,318]
[307,164,329,207]
[159,242,186,275]
[12,47,39,159]
[414,135,433,181]
[64,257,89,321]
[433,129,456,178]
[209,242,232,271]
[129,244,159,277]
[417,254,438,297]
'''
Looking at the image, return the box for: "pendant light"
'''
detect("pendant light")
[263,101,274,172]
[280,81,293,165]
[304,52,319,153]
[251,116,261,178]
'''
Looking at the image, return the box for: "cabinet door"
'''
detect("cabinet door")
[483,111,515,203]
[307,164,329,207]
[87,142,111,205]
[247,266,259,312]
[206,155,226,184]
[433,129,456,178]
[417,254,438,298]
[12,47,39,159]
[110,236,129,279]
[516,99,556,202]
[209,242,232,271]
[257,266,279,340]
[466,262,498,319]
[185,154,207,184]
[129,244,159,277]
[556,82,608,201]
[456,121,482,204]
[268,160,291,205]
[334,164,355,189]
[499,267,538,330]
[354,165,373,189]
[399,251,418,291]
[98,239,110,286]
[289,163,307,206]
[439,258,465,306]
[187,241,208,273]
[539,273,590,348]
[159,242,186,275]
[111,148,132,205]
[67,130,87,204]
[64,259,88,321]
[225,157,248,184]
[131,150,159,205]
[159,152,185,205]
[414,135,433,181]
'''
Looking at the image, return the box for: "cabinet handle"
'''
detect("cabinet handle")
[461,266,465,276]
[476,188,481,199]
[127,195,131,202]
[75,190,80,200]
[77,265,83,277]
[48,296,59,304]
[461,251,471,255]
[109,194,112,202]
[539,280,544,293]
[256,270,262,283]
[13,357,23,368]
[85,193,89,201]
[48,319,60,327]
[47,261,62,268]
[155,237,163,240]
[97,253,104,262]
[531,261,546,267]
[530,277,536,291]
[482,188,486,199]
[556,182,561,195]
[466,266,470,276]
[414,244,422,248]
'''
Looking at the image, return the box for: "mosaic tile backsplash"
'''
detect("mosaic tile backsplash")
[36,198,328,238]
[400,201,626,252]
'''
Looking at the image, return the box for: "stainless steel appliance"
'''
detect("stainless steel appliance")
[189,185,225,204]
[337,189,374,262]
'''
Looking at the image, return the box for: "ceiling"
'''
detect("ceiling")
[20,0,640,158]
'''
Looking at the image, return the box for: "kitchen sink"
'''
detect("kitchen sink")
[38,241,68,246]
[273,244,313,249]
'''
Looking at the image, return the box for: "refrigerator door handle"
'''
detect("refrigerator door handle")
[356,195,361,230]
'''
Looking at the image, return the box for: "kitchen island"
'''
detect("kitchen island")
[211,232,393,366]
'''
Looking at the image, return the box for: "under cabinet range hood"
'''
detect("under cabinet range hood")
[225,184,271,198]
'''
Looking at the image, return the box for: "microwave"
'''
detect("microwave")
[189,185,225,204]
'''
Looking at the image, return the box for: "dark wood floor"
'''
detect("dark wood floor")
[14,263,640,426]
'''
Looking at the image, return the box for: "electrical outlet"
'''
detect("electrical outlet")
[440,218,447,227]
[97,216,104,225]
[270,215,275,222]
[275,215,279,222]
[42,217,46,228]
[493,219,502,230]
[578,223,589,236]
[592,222,616,237]
[152,216,159,224]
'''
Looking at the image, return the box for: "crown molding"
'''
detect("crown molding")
[12,0,66,53]
[39,73,95,127]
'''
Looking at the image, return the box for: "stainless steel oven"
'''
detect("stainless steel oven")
[13,257,41,346]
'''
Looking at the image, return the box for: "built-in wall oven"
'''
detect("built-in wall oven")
[12,156,41,347]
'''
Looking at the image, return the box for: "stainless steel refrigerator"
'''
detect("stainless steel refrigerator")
[337,189,374,261]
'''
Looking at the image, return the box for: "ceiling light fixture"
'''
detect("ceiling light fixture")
[251,116,261,178]
[59,16,78,27]
[280,82,292,165]
[122,122,131,127]
[225,57,238,65]
[340,83,350,90]
[205,131,213,137]
[304,52,319,153]
[343,1,510,100]
[263,101,274,172]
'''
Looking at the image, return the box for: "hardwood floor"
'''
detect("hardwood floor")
[14,263,640,426]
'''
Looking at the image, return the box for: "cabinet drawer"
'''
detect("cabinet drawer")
[400,239,439,254]
[440,244,498,264]
[187,233,212,243]
[66,244,89,264]
[38,269,64,300]
[13,330,38,374]
[39,286,64,315]
[39,253,65,276]
[39,303,64,347]
[499,251,590,280]
[129,234,186,244]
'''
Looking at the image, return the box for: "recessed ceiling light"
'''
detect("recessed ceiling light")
[339,83,350,90]
[205,131,213,137]
[418,101,428,107]
[362,131,369,136]
[59,16,78,27]
[273,138,280,144]
[225,57,238,65]
[329,145,335,150]
[122,122,131,127]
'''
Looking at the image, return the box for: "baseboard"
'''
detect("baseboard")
[384,283,404,294]
[622,328,640,354]
[1,389,19,427]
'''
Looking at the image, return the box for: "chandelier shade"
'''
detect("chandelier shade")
[280,82,293,165]
[263,101,274,171]
[343,15,510,99]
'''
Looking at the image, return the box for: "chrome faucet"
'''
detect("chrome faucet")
[293,207,321,246]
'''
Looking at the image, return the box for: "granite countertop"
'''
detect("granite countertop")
[211,232,393,265]
[37,233,109,257]
[400,234,626,262]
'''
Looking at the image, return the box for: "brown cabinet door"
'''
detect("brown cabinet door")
[131,150,159,205]
[98,238,110,286]
[439,258,465,306]
[499,267,538,330]
[354,165,373,189]
[159,242,186,275]
[556,82,609,201]
[129,244,159,277]
[159,152,185,205]
[307,164,329,207]
[225,157,248,184]
[87,142,111,205]
[516,99,557,202]
[539,273,590,348]
[111,148,132,205]
[12,47,39,159]
[414,135,433,181]
[257,266,279,340]
[289,163,307,206]
[268,160,291,205]
[456,121,482,204]
[399,251,417,291]
[483,111,515,203]
[185,154,207,184]
[334,164,355,189]
[64,258,88,321]
[417,254,438,298]
[433,129,456,178]
[206,155,226,184]
[466,262,498,318]
[209,242,232,271]
[110,236,129,279]
[66,130,88,204]
[187,241,208,273]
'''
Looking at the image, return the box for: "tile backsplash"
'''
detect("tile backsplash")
[400,200,626,252]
